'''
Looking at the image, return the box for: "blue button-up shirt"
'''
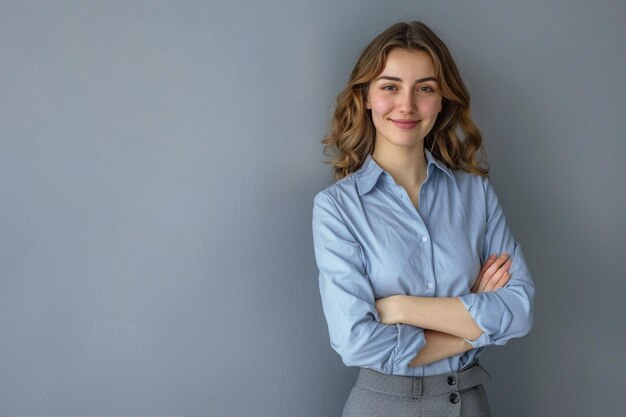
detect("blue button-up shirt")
[311,149,535,377]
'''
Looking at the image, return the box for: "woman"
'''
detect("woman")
[311,21,535,416]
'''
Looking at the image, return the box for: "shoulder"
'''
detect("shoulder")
[442,169,494,214]
[448,168,490,192]
[313,174,360,209]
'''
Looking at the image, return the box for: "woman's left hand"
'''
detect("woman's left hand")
[471,253,512,293]
[375,295,406,324]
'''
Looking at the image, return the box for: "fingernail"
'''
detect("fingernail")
[500,252,509,258]
[489,254,496,259]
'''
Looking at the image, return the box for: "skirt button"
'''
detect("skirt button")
[449,392,460,404]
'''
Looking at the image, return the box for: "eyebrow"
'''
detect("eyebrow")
[375,75,437,83]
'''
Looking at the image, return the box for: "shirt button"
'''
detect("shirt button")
[449,392,460,404]
[421,236,428,242]
[447,375,457,385]
[427,283,434,289]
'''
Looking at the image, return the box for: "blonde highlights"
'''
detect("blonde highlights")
[322,21,489,180]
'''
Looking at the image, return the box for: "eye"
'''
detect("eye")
[417,85,435,93]
[381,84,398,91]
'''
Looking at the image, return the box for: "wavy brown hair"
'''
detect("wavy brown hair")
[322,21,489,180]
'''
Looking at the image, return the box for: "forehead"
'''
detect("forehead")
[378,48,436,79]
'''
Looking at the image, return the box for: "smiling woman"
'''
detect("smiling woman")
[312,21,535,417]
[366,49,443,153]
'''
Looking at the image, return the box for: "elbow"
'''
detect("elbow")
[505,294,534,341]
[328,325,396,373]
[331,337,390,370]
[519,306,534,337]
[330,338,358,366]
[507,281,535,338]
[489,285,534,346]
[491,311,533,346]
[337,348,365,368]
[332,341,386,370]
[518,284,535,337]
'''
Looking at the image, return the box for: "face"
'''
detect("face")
[366,48,443,151]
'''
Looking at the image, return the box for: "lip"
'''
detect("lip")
[390,119,420,129]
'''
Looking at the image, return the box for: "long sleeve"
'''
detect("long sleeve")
[458,177,535,349]
[312,191,426,374]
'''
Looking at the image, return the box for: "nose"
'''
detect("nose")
[397,90,417,114]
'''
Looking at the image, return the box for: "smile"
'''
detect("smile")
[390,119,420,129]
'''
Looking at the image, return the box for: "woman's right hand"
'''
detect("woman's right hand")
[471,253,512,293]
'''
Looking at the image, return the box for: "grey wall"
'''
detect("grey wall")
[1,1,624,416]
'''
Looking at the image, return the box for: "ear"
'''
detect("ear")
[437,98,444,113]
[365,97,371,109]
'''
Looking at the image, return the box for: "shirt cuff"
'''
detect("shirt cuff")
[392,324,426,372]
[459,292,513,349]
[464,332,491,349]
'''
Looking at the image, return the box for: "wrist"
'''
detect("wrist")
[395,294,410,323]
[461,338,473,351]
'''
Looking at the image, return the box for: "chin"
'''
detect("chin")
[393,138,425,147]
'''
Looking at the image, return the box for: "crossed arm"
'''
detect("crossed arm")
[374,253,512,367]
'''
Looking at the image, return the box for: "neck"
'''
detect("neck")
[371,141,428,188]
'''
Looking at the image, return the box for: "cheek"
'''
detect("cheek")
[418,97,443,116]
[369,96,394,115]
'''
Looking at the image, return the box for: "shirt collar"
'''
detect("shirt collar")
[355,149,456,196]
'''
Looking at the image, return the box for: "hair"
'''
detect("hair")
[322,21,489,180]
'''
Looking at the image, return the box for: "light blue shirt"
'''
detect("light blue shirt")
[311,150,535,377]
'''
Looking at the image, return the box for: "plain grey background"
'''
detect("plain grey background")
[1,1,624,416]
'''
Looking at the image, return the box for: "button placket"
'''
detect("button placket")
[420,232,435,292]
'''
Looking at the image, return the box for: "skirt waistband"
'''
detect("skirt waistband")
[355,361,492,399]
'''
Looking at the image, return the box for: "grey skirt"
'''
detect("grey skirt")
[342,361,492,417]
